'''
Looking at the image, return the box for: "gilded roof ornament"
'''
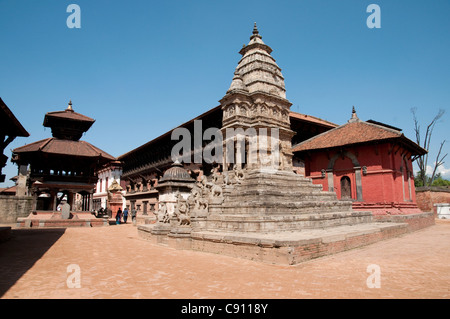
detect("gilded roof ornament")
[66,100,74,112]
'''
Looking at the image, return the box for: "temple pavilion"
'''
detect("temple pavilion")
[12,101,115,227]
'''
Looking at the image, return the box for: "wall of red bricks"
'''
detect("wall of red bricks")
[302,142,418,207]
[415,187,450,212]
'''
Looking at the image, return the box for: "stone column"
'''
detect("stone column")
[327,170,334,192]
[236,134,244,169]
[67,191,75,211]
[354,167,363,201]
[51,191,58,211]
[89,190,94,211]
[32,190,38,211]
[16,165,28,196]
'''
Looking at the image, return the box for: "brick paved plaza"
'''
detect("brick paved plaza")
[0,220,449,299]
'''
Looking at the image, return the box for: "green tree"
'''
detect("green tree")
[431,173,450,186]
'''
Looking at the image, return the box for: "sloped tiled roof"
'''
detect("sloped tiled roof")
[44,109,95,124]
[0,97,29,137]
[13,137,115,160]
[289,111,338,129]
[292,119,426,156]
[0,185,16,194]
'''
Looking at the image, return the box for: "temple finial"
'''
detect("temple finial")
[349,106,359,123]
[66,100,73,112]
[250,22,262,40]
[253,22,259,35]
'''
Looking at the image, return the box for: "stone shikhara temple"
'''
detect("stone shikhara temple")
[120,25,434,265]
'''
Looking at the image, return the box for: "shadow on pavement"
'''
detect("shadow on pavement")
[0,228,66,297]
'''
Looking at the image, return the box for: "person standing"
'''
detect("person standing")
[123,207,129,223]
[116,208,122,225]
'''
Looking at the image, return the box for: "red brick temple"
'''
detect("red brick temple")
[292,107,431,229]
[12,101,115,227]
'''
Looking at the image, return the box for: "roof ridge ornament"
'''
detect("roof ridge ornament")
[348,106,360,123]
[66,100,74,112]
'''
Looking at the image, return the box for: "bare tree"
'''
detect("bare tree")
[411,108,447,186]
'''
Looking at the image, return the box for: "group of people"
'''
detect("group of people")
[115,207,136,225]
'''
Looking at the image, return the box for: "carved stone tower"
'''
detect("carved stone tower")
[220,23,294,171]
[203,24,368,232]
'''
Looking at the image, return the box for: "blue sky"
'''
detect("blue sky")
[1,0,449,187]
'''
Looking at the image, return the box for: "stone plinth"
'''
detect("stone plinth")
[373,211,435,232]
[168,226,192,250]
[16,211,109,228]
[203,169,371,233]
[190,222,408,265]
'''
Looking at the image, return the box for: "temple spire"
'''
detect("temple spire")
[251,22,262,40]
[349,106,360,123]
[66,100,73,112]
[230,23,285,98]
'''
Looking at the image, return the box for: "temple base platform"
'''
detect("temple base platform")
[137,211,434,265]
[16,211,110,228]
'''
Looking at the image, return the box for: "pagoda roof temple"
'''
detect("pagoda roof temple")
[13,101,115,226]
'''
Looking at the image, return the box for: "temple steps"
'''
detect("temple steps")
[220,200,352,214]
[223,190,340,203]
[204,211,373,233]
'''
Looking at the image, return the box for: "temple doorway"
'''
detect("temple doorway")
[340,176,352,199]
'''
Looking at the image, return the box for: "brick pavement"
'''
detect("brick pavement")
[0,220,449,299]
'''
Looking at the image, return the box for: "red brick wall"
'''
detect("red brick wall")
[415,187,450,212]
[301,142,418,208]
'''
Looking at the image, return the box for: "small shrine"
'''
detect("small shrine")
[13,101,115,227]
[107,179,124,218]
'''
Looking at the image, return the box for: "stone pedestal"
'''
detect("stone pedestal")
[61,202,71,219]
[150,223,172,245]
[168,226,192,250]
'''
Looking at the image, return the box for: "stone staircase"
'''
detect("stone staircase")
[204,169,373,233]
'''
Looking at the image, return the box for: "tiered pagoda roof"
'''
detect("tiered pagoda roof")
[13,137,115,160]
[12,101,115,185]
